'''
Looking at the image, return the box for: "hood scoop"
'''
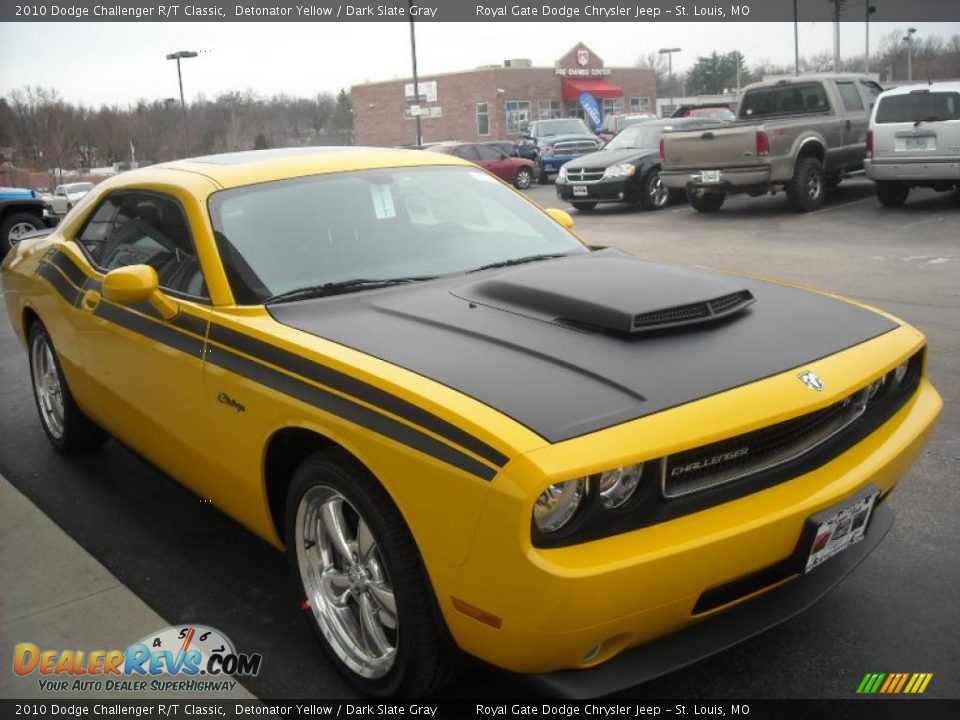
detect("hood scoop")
[453,252,755,335]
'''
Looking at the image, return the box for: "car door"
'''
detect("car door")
[835,79,869,169]
[66,189,218,494]
[473,144,515,181]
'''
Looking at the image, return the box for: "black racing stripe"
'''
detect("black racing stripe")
[94,302,205,359]
[172,311,209,338]
[38,262,81,306]
[205,344,497,481]
[207,323,508,468]
[50,250,90,289]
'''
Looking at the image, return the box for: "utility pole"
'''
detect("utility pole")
[828,0,846,73]
[658,47,681,114]
[904,27,917,82]
[407,0,422,147]
[166,50,198,157]
[794,0,800,75]
[865,4,876,73]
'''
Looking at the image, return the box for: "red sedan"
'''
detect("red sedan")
[426,142,539,189]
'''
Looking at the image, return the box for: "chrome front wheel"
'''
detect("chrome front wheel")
[31,329,65,439]
[296,485,398,679]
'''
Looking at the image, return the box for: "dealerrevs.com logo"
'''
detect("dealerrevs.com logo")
[13,625,262,693]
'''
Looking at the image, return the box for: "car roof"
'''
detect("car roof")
[145,146,472,189]
[877,81,960,97]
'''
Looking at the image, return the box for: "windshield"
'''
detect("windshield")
[65,183,94,193]
[875,91,960,124]
[532,119,591,136]
[209,166,587,304]
[605,124,661,150]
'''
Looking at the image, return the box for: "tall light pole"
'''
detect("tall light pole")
[865,4,877,73]
[904,27,917,81]
[166,50,198,157]
[407,0,422,147]
[828,0,846,73]
[793,0,799,75]
[658,47,681,114]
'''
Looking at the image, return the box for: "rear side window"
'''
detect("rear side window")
[836,82,864,112]
[875,92,960,124]
[740,83,830,118]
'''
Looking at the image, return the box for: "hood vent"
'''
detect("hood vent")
[633,290,754,331]
[453,252,756,337]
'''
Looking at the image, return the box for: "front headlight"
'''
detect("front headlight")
[533,478,587,533]
[557,166,568,181]
[602,163,636,179]
[598,464,644,509]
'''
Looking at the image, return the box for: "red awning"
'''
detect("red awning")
[561,78,624,102]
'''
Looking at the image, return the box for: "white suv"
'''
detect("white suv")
[865,82,960,206]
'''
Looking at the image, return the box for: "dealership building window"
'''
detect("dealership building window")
[506,101,531,134]
[564,101,586,120]
[602,97,624,117]
[630,97,652,112]
[538,100,562,119]
[476,102,490,135]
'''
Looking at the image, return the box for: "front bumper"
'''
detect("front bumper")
[532,500,894,697]
[540,154,581,175]
[661,166,771,192]
[556,177,630,203]
[866,158,960,182]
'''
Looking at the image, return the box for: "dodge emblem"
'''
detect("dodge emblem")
[798,371,824,391]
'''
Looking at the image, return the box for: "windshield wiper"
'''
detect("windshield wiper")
[468,253,571,274]
[265,276,438,304]
[914,116,942,126]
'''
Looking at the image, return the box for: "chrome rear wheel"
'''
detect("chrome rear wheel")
[30,328,66,440]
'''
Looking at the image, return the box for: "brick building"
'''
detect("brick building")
[352,42,657,146]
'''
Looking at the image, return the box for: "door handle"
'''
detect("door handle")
[845,119,852,131]
[81,290,101,312]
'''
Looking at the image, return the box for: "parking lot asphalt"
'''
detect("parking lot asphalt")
[0,178,957,700]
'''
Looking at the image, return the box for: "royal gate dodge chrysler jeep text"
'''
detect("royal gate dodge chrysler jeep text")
[1,147,941,698]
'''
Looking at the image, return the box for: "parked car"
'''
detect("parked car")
[1,187,49,257]
[865,81,960,207]
[2,148,941,698]
[521,118,603,183]
[47,182,95,217]
[483,140,539,162]
[671,104,736,122]
[556,118,714,211]
[426,142,539,189]
[598,113,659,143]
[661,74,883,212]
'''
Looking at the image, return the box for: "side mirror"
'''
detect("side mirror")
[545,208,575,230]
[102,265,179,321]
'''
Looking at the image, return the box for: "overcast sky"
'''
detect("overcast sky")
[1,20,958,106]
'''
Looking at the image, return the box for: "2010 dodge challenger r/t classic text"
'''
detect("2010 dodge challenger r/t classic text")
[1,148,941,698]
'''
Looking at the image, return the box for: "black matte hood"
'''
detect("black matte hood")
[563,148,657,170]
[268,250,897,443]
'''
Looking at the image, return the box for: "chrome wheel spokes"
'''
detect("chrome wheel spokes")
[31,333,65,439]
[297,486,397,679]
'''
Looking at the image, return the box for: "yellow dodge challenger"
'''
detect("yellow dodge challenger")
[1,148,942,697]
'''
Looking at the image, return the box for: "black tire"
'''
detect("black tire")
[826,173,842,189]
[285,449,455,697]
[1,211,44,257]
[27,322,108,453]
[640,170,670,211]
[689,191,725,213]
[513,167,534,190]
[786,157,826,212]
[571,201,598,212]
[875,181,910,208]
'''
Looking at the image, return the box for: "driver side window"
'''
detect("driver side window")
[77,192,208,300]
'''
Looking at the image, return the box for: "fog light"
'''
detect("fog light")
[598,464,643,509]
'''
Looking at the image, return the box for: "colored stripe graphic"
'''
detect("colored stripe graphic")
[857,672,932,694]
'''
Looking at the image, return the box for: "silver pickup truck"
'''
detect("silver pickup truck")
[660,74,884,212]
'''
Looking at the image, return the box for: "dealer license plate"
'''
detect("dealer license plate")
[572,185,589,197]
[804,491,879,573]
[905,137,929,150]
[700,170,721,183]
